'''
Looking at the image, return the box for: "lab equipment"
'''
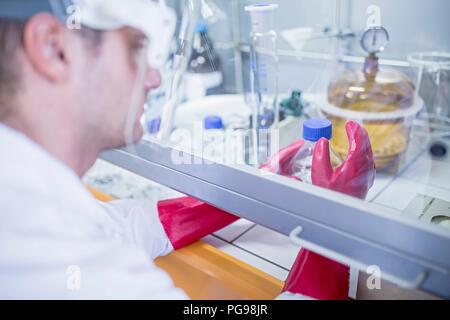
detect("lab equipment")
[158,0,202,140]
[262,120,375,199]
[173,95,250,131]
[408,52,450,119]
[408,52,450,158]
[245,3,279,165]
[147,117,162,135]
[279,90,306,118]
[157,0,232,140]
[321,26,423,173]
[252,114,273,165]
[290,119,334,183]
[203,116,225,163]
[145,66,174,137]
[184,20,223,101]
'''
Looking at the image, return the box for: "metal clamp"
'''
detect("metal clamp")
[289,226,428,290]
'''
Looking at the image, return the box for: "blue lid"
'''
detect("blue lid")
[303,118,332,142]
[204,116,224,130]
[147,117,161,134]
[196,20,208,33]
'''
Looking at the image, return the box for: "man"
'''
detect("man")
[0,0,375,299]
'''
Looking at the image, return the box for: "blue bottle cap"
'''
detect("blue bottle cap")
[204,116,224,130]
[196,20,208,33]
[303,118,332,142]
[147,117,161,134]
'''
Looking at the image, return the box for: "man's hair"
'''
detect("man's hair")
[0,19,26,119]
[0,18,103,119]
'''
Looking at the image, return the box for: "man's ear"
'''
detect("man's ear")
[23,13,70,82]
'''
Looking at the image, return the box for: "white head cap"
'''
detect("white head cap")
[73,0,176,68]
[245,3,278,33]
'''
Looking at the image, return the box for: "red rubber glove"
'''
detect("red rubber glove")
[158,197,239,250]
[259,140,305,177]
[157,137,306,251]
[156,137,306,251]
[282,249,351,300]
[263,120,375,300]
[155,140,305,251]
[312,121,376,199]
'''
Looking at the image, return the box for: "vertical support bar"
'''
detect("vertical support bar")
[231,0,244,93]
[333,0,353,60]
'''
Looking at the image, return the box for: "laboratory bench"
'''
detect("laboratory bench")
[84,152,449,299]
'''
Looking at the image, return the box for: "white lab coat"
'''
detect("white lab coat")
[0,124,187,299]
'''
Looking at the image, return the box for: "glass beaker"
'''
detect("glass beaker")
[408,52,450,119]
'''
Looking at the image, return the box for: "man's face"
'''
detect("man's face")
[77,27,161,150]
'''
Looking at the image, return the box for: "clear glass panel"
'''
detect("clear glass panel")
[131,0,450,237]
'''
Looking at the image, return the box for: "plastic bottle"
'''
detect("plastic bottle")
[147,117,161,136]
[291,119,341,183]
[245,3,279,166]
[203,116,225,163]
[145,74,167,138]
[255,114,273,164]
[184,21,223,101]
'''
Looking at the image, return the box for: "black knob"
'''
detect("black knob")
[430,142,447,158]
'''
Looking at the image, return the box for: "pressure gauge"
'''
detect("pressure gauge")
[361,26,389,55]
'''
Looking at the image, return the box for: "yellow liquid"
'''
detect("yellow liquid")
[327,70,415,172]
[328,116,407,171]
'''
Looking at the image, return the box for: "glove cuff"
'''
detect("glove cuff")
[158,197,239,250]
[283,249,350,300]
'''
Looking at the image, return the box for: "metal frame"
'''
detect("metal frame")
[102,138,450,298]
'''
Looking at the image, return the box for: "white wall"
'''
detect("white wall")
[205,0,450,94]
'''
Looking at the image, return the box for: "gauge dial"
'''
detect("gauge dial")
[361,26,389,55]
